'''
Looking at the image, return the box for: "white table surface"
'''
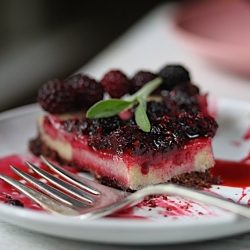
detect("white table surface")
[1,3,250,249]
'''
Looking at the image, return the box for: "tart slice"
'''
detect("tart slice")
[30,65,218,190]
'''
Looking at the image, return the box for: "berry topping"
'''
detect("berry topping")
[129,71,158,94]
[90,115,124,136]
[87,102,218,157]
[178,112,218,139]
[88,120,184,157]
[37,79,75,114]
[146,101,171,120]
[159,65,190,90]
[62,118,92,135]
[163,89,200,113]
[67,74,104,109]
[100,70,130,98]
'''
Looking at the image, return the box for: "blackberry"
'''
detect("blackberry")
[67,74,104,109]
[173,82,199,96]
[163,90,200,114]
[37,79,75,113]
[128,101,169,122]
[100,70,130,98]
[129,71,158,94]
[158,65,190,91]
[5,199,24,207]
[151,116,184,151]
[90,115,124,136]
[146,101,170,121]
[178,112,218,138]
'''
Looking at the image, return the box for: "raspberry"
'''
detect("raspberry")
[158,65,190,91]
[67,74,104,109]
[129,71,158,94]
[100,70,130,98]
[37,79,75,113]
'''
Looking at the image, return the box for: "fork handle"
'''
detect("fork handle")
[80,184,250,220]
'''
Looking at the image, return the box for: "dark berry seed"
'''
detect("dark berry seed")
[100,70,130,98]
[129,71,158,94]
[37,79,75,114]
[67,74,104,109]
[5,199,24,207]
[158,65,190,91]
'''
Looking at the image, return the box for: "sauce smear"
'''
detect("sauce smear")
[211,159,250,188]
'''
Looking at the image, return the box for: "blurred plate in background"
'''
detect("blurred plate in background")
[174,0,250,77]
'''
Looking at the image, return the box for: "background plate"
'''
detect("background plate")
[174,0,250,77]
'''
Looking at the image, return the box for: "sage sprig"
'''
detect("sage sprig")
[86,77,162,132]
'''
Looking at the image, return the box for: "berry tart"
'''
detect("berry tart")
[29,65,219,191]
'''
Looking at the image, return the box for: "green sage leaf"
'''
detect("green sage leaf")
[135,98,151,132]
[86,76,163,132]
[86,99,132,118]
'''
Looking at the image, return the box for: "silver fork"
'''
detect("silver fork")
[1,156,250,220]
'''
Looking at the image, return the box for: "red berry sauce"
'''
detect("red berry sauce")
[211,152,250,188]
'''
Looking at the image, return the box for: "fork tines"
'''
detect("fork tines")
[0,156,101,215]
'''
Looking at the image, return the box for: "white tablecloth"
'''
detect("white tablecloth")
[1,3,250,249]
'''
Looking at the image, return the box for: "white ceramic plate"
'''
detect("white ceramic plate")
[0,99,250,245]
